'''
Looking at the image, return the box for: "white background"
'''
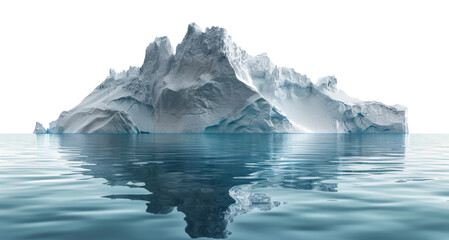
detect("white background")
[0,0,448,133]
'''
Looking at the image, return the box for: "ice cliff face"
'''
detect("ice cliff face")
[44,23,407,133]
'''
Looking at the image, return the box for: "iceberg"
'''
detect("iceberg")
[33,122,47,134]
[41,23,407,134]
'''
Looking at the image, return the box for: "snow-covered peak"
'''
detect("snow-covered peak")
[108,66,139,80]
[204,26,228,48]
[143,36,173,65]
[317,76,338,92]
[153,36,173,52]
[248,53,275,78]
[187,22,203,36]
[175,23,232,57]
[169,23,255,88]
[141,36,174,76]
[315,76,362,104]
[175,23,204,56]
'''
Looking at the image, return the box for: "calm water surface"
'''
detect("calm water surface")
[1,134,449,240]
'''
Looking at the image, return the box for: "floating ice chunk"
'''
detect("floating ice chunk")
[33,122,47,134]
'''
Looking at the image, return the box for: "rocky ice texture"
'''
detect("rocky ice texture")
[33,122,47,134]
[44,23,407,133]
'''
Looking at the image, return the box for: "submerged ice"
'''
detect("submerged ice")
[42,23,407,133]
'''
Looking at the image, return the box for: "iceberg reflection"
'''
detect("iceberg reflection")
[55,134,406,239]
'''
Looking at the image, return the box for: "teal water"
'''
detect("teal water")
[1,134,449,240]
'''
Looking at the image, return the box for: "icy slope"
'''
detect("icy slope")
[247,54,408,133]
[44,23,407,133]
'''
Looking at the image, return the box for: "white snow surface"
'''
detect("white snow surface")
[45,23,407,133]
